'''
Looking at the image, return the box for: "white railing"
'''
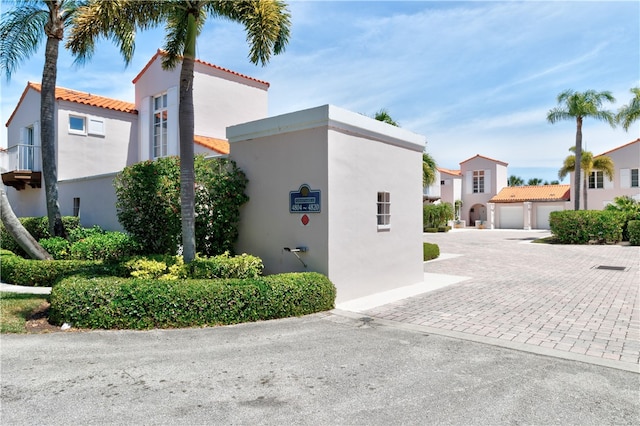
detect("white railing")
[2,144,41,171]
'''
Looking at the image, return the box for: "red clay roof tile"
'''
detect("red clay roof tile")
[489,184,570,203]
[194,135,230,155]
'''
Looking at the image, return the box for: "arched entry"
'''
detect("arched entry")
[468,203,486,225]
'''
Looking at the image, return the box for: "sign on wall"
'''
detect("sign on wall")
[290,184,321,213]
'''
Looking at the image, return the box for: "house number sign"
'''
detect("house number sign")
[289,184,321,213]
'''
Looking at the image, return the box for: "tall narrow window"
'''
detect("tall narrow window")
[153,93,168,158]
[21,126,35,170]
[631,169,639,188]
[473,170,485,193]
[73,198,80,217]
[377,192,391,230]
[589,171,604,189]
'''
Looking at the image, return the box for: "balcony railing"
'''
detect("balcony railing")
[1,144,42,190]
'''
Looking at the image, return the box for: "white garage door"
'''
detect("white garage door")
[536,205,562,229]
[499,205,523,229]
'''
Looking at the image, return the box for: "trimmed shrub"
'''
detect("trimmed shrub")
[0,216,80,258]
[0,256,128,287]
[189,252,263,279]
[604,196,640,241]
[115,155,248,256]
[549,210,625,244]
[437,226,451,232]
[423,242,440,261]
[49,272,336,329]
[629,220,640,246]
[69,231,141,261]
[424,228,438,233]
[38,237,72,260]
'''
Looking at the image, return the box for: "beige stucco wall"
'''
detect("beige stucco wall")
[229,105,425,303]
[460,156,507,223]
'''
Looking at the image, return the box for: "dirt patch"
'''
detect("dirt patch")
[25,302,63,333]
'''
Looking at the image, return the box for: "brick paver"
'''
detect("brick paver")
[364,229,640,367]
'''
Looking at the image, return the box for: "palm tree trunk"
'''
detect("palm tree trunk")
[179,12,197,262]
[582,175,588,210]
[41,34,67,238]
[1,188,52,260]
[573,117,583,211]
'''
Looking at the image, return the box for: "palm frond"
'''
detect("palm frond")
[0,4,48,79]
[617,87,640,131]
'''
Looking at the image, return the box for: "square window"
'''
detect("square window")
[69,115,86,134]
[589,171,604,189]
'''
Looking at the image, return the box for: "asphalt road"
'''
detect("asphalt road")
[1,312,638,425]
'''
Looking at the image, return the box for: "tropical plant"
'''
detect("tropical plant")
[616,87,640,131]
[422,152,438,188]
[558,147,615,210]
[68,0,291,262]
[374,108,399,126]
[508,175,524,186]
[547,89,616,210]
[0,188,51,260]
[604,195,640,241]
[527,178,544,186]
[0,0,83,238]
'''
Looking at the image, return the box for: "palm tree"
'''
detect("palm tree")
[558,147,614,210]
[508,175,524,186]
[69,0,291,262]
[527,178,544,186]
[422,152,437,188]
[617,87,640,131]
[547,89,616,210]
[0,187,52,260]
[374,108,399,126]
[0,0,82,238]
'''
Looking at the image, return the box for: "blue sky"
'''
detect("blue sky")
[1,0,638,184]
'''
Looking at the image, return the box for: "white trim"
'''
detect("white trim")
[68,114,87,135]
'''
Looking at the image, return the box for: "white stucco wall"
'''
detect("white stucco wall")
[228,105,425,303]
[58,173,123,231]
[460,156,507,223]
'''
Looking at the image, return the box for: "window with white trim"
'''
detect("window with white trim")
[631,168,639,188]
[589,171,604,189]
[377,192,391,230]
[473,170,485,193]
[69,115,86,134]
[153,93,168,158]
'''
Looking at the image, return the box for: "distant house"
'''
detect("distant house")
[1,49,267,230]
[569,138,640,209]
[489,185,570,229]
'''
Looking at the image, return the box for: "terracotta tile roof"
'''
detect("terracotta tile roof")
[6,82,136,127]
[132,49,270,88]
[460,154,508,166]
[194,135,229,155]
[595,138,639,157]
[438,167,461,176]
[490,184,570,203]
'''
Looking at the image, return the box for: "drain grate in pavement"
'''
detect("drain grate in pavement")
[594,265,628,271]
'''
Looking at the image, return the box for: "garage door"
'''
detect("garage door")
[498,205,523,229]
[536,205,562,229]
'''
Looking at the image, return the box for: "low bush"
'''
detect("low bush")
[628,220,640,246]
[0,216,80,258]
[423,202,454,231]
[437,226,451,233]
[49,272,336,329]
[604,196,640,241]
[38,237,72,260]
[549,210,625,244]
[0,256,128,287]
[188,252,263,279]
[69,232,141,261]
[424,228,438,233]
[423,242,440,261]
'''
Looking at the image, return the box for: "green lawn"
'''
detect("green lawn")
[0,292,49,333]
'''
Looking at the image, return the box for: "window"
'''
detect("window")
[69,115,86,134]
[440,180,445,185]
[153,93,168,158]
[632,169,639,188]
[20,126,35,170]
[377,192,391,230]
[473,170,485,193]
[73,198,80,217]
[589,171,604,189]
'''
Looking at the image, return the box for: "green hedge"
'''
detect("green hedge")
[423,242,440,261]
[49,272,336,329]
[0,255,128,287]
[629,220,640,246]
[549,210,625,244]
[0,216,80,258]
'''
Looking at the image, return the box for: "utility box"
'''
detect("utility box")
[228,105,425,303]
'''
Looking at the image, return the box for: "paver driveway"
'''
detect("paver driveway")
[363,229,640,370]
